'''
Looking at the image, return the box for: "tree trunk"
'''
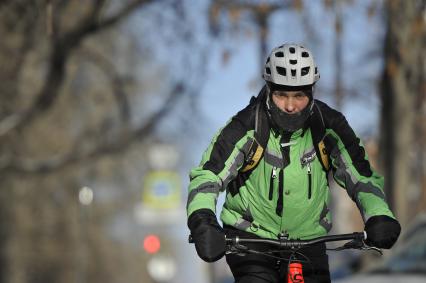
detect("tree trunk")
[380,0,425,226]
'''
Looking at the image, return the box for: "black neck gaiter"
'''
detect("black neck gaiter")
[266,90,313,133]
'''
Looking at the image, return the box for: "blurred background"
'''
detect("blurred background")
[0,0,424,282]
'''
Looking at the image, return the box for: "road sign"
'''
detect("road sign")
[142,170,181,209]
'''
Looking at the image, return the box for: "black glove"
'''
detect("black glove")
[188,209,226,262]
[365,215,401,249]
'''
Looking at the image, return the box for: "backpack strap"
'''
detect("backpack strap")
[310,102,331,172]
[241,86,270,173]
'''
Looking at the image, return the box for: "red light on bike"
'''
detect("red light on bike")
[143,235,161,254]
[288,262,304,283]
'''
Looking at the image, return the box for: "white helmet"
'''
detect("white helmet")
[263,44,320,87]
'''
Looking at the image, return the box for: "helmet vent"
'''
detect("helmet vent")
[289,47,295,53]
[301,67,310,76]
[302,51,309,57]
[266,56,270,63]
[291,69,296,77]
[266,67,271,75]
[290,59,297,65]
[276,66,286,76]
[275,52,284,57]
[315,67,318,74]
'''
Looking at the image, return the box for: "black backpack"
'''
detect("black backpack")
[240,86,331,173]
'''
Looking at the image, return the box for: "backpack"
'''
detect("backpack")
[240,86,331,173]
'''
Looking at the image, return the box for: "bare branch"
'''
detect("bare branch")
[0,0,154,138]
[0,83,185,175]
[211,0,291,12]
[79,47,132,123]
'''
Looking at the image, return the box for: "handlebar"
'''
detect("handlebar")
[223,232,366,248]
[189,232,365,246]
[188,231,382,254]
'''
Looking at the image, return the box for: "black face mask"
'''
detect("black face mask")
[266,91,313,133]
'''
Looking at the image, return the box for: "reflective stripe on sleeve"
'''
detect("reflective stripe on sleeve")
[186,182,221,208]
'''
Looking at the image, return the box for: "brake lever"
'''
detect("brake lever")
[360,242,383,255]
[333,239,363,251]
[333,240,383,255]
[226,243,250,256]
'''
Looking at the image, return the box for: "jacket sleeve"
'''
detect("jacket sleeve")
[186,108,255,219]
[323,108,395,223]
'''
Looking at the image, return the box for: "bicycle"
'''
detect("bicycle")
[189,231,382,283]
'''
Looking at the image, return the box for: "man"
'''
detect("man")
[187,43,401,283]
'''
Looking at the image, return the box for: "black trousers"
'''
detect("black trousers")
[224,226,331,283]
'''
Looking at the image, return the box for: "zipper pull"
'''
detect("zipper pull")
[278,231,289,240]
[272,167,277,179]
[307,163,312,199]
[281,141,297,147]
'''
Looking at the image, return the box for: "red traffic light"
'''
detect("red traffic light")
[143,234,161,254]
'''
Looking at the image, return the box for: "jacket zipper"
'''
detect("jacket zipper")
[269,166,277,200]
[307,163,312,199]
[276,169,284,216]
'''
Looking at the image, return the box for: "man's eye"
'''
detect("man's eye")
[274,92,287,97]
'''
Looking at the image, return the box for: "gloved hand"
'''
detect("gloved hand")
[188,209,226,262]
[365,215,401,249]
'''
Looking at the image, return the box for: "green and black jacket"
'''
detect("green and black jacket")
[186,96,395,240]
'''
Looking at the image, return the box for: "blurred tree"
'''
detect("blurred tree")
[324,0,346,110]
[380,0,425,225]
[208,0,297,75]
[0,0,206,282]
[207,0,357,110]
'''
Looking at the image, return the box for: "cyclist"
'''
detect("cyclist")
[186,43,401,283]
